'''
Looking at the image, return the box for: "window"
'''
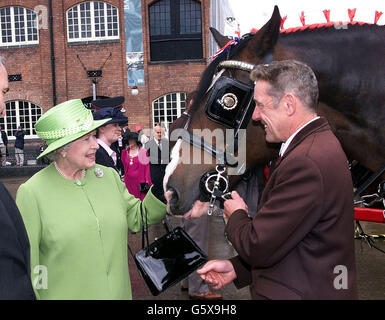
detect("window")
[67,1,119,42]
[180,0,201,34]
[0,101,42,139]
[149,0,171,36]
[149,0,202,61]
[152,92,186,131]
[0,6,38,47]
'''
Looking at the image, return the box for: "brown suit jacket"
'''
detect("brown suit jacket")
[226,117,358,300]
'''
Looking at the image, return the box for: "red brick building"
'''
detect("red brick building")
[0,0,234,143]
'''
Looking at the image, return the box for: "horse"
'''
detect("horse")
[165,6,385,216]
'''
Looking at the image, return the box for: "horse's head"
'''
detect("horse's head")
[165,7,282,215]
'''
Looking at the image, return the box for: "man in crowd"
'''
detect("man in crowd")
[145,124,169,202]
[197,60,358,300]
[0,55,35,299]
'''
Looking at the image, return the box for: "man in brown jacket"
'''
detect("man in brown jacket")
[198,60,358,299]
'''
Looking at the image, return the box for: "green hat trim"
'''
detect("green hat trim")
[35,99,111,159]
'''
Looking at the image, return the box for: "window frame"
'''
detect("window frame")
[1,100,42,139]
[0,6,39,47]
[152,92,187,132]
[66,1,119,43]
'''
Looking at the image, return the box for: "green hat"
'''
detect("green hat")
[35,99,111,159]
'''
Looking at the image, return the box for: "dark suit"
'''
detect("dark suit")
[112,141,124,176]
[0,182,35,299]
[145,138,170,190]
[95,143,122,175]
[227,117,358,299]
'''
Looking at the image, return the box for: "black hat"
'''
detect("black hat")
[128,131,139,142]
[93,107,128,126]
[91,96,124,110]
[123,131,141,147]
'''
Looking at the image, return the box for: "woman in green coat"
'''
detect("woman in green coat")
[16,99,167,299]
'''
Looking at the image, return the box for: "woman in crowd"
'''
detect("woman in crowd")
[16,99,166,300]
[121,131,152,200]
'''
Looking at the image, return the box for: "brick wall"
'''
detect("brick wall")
[0,0,210,134]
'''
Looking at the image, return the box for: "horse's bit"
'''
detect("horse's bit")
[199,165,232,215]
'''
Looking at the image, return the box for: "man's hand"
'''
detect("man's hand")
[197,259,237,290]
[223,191,247,220]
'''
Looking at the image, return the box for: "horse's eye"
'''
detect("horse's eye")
[220,93,238,110]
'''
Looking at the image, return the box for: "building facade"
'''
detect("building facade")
[0,0,233,142]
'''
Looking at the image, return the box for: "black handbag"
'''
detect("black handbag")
[128,204,208,296]
[139,182,150,193]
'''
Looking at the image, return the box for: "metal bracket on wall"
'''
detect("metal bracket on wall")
[77,52,112,78]
[8,74,22,82]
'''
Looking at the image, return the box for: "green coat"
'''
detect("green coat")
[16,163,166,300]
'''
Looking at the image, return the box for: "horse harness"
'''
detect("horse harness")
[177,51,273,215]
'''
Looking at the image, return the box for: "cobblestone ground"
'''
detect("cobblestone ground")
[3,176,385,300]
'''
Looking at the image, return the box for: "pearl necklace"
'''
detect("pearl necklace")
[54,161,86,180]
[128,148,139,166]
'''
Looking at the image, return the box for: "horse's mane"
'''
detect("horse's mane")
[189,34,254,115]
[278,22,385,82]
[280,21,372,34]
[279,22,385,71]
[279,21,385,41]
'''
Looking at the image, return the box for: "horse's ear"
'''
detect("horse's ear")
[247,6,281,58]
[210,27,230,48]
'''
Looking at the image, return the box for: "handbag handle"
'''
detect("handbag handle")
[140,204,177,253]
[141,204,145,249]
[140,202,151,256]
[126,201,151,262]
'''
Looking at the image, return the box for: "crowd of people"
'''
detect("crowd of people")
[0,53,358,300]
[89,95,169,202]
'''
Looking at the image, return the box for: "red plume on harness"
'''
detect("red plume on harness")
[375,11,383,24]
[280,16,287,30]
[323,10,331,23]
[348,9,356,23]
[300,11,306,26]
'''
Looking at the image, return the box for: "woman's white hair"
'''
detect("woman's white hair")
[46,143,72,161]
[0,55,5,66]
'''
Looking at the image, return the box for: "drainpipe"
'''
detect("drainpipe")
[48,0,57,105]
[92,79,97,100]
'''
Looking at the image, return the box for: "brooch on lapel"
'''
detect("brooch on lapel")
[94,167,104,178]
